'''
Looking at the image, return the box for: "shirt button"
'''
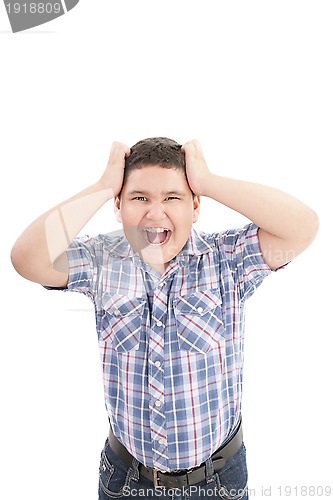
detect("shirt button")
[114,309,120,316]
[197,307,204,314]
[158,439,164,445]
[155,400,162,407]
[156,320,163,327]
[155,361,161,368]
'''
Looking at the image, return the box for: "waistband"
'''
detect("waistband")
[108,420,243,489]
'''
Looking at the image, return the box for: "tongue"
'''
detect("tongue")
[147,230,167,244]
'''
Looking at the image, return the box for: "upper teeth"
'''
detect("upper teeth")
[144,228,169,233]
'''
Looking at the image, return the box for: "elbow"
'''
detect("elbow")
[10,244,26,277]
[301,208,320,248]
[10,244,19,271]
[307,209,320,242]
[10,241,34,280]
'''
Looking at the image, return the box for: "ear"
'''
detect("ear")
[192,195,200,223]
[114,196,122,223]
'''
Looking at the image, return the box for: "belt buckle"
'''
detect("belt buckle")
[153,469,164,489]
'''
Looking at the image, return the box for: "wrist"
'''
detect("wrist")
[196,172,216,197]
[95,179,116,200]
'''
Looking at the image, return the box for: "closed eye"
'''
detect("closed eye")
[165,197,180,201]
[133,196,148,201]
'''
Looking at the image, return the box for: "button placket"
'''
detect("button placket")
[148,287,168,470]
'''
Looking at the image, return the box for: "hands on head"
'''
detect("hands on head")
[100,139,212,200]
[99,142,131,199]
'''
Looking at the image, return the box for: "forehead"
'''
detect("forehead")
[123,165,190,194]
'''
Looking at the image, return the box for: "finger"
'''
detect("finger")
[110,142,131,159]
[111,141,130,153]
[181,140,201,157]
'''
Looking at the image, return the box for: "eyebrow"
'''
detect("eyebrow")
[127,190,187,197]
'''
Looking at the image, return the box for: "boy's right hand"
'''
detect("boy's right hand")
[99,142,131,198]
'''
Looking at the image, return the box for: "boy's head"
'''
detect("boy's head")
[120,137,189,196]
[114,137,200,275]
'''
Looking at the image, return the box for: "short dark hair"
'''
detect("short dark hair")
[121,137,185,187]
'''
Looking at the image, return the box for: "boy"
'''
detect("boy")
[11,137,319,500]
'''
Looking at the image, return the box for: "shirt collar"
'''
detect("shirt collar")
[178,227,214,257]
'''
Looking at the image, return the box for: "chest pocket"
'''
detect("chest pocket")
[173,288,225,354]
[100,294,146,352]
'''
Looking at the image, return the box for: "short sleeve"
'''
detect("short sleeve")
[43,235,98,303]
[217,223,272,300]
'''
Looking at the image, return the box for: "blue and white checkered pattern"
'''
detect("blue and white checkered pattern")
[47,223,272,471]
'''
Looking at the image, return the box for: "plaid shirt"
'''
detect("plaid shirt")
[47,223,272,471]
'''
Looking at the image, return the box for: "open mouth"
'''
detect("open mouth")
[141,227,172,246]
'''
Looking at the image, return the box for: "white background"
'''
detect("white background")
[1,1,332,499]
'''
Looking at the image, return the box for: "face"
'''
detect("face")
[114,166,200,275]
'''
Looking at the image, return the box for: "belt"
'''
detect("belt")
[108,420,243,489]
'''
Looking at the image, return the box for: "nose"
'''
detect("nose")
[146,203,167,221]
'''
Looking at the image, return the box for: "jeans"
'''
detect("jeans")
[98,438,248,500]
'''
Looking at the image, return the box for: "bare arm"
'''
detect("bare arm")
[182,140,319,270]
[10,142,130,287]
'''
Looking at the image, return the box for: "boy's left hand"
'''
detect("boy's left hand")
[181,140,212,196]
